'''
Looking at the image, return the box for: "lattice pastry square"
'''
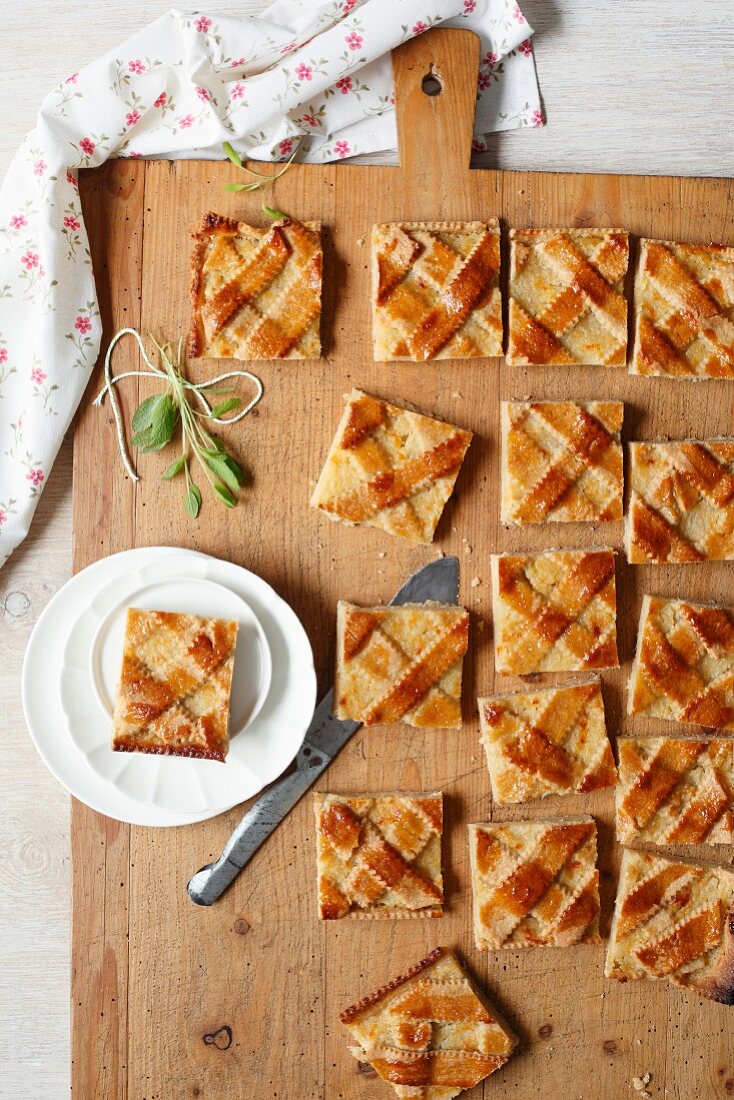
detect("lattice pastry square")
[310,389,472,544]
[112,608,238,761]
[340,946,518,1098]
[189,211,322,360]
[606,848,734,1005]
[616,736,734,847]
[627,439,734,563]
[507,227,629,366]
[631,238,734,378]
[313,792,443,920]
[334,601,469,729]
[491,547,619,675]
[479,678,616,805]
[371,220,502,361]
[628,595,734,731]
[469,817,601,949]
[501,399,623,524]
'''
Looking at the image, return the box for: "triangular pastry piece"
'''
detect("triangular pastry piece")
[340,946,518,1098]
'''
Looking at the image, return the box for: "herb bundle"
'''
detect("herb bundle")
[95,329,263,519]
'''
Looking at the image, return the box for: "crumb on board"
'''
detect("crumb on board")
[470,576,481,588]
[356,236,365,246]
[377,550,386,559]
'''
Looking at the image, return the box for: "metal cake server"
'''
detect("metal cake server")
[187,555,459,906]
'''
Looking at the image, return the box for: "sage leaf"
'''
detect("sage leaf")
[162,454,186,480]
[262,203,287,220]
[140,394,178,451]
[185,483,202,519]
[209,397,241,418]
[224,182,247,193]
[132,393,166,433]
[222,141,243,169]
[205,452,241,493]
[212,481,236,508]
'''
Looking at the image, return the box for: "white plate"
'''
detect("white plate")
[22,547,316,826]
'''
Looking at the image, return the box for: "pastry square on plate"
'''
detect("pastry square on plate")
[479,678,616,804]
[371,220,502,361]
[606,848,734,1004]
[340,946,518,1098]
[628,595,734,731]
[616,736,734,847]
[112,608,238,761]
[310,389,472,544]
[501,399,624,524]
[491,547,619,675]
[189,211,322,360]
[334,601,469,728]
[468,817,601,949]
[507,227,629,366]
[631,238,734,378]
[313,791,443,920]
[626,439,734,563]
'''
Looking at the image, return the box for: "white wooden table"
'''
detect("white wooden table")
[1,3,731,1096]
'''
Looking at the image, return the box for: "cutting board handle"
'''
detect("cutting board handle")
[392,28,480,208]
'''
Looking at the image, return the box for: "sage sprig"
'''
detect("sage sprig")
[94,328,263,520]
[222,140,299,194]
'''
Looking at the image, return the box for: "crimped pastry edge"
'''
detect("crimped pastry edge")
[339,946,451,1023]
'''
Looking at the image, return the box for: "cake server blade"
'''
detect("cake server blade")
[187,555,459,905]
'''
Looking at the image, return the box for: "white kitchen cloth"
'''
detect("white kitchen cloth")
[0,0,542,566]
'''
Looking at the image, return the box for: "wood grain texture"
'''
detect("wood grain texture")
[68,28,734,1100]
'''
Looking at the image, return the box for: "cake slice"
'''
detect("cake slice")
[371,220,502,361]
[469,817,601,949]
[626,439,734,562]
[501,399,624,524]
[334,601,469,729]
[491,547,619,674]
[112,607,238,761]
[189,211,322,360]
[340,946,518,1098]
[479,678,616,804]
[313,791,443,919]
[616,736,734,846]
[507,227,629,366]
[628,594,734,731]
[606,848,734,1005]
[631,237,734,378]
[310,389,472,544]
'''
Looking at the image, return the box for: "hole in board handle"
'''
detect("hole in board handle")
[422,70,442,97]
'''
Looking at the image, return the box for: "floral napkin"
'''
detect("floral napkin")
[0,0,541,566]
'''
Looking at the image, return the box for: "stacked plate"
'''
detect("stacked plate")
[22,547,316,826]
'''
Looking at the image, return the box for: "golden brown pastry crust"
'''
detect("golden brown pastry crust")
[626,439,734,563]
[616,736,734,847]
[371,220,502,361]
[606,848,734,1005]
[628,595,734,731]
[111,608,238,762]
[313,792,443,920]
[631,238,734,378]
[507,227,629,367]
[334,601,469,729]
[501,399,623,524]
[310,389,472,545]
[340,946,518,1098]
[479,678,616,804]
[189,210,322,360]
[469,817,601,950]
[491,547,619,675]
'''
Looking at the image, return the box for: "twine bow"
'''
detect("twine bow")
[93,327,263,482]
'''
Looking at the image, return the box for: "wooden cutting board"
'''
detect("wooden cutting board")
[72,28,734,1100]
